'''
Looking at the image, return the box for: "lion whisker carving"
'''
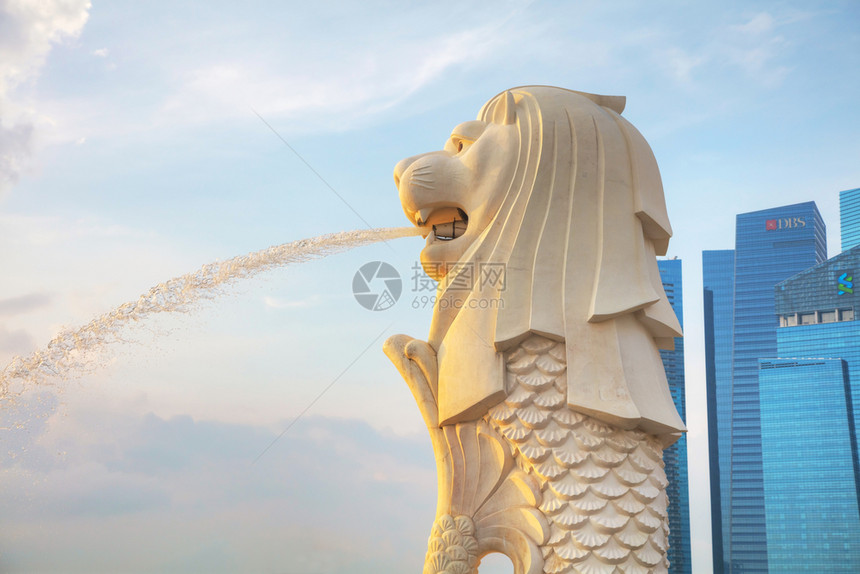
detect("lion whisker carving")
[386,86,683,574]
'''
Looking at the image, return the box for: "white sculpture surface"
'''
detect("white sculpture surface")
[385,86,685,574]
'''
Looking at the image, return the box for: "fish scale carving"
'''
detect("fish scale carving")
[486,334,671,574]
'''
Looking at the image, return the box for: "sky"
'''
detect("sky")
[1,1,858,572]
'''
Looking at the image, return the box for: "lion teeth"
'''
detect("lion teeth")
[432,220,467,241]
[416,208,433,226]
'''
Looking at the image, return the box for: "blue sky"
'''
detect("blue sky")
[1,1,858,572]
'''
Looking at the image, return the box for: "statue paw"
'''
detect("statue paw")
[384,334,439,428]
[404,338,438,400]
[383,334,417,375]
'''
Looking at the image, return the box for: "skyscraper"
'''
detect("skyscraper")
[757,358,860,572]
[704,202,827,573]
[840,187,860,251]
[658,259,692,574]
[757,244,860,571]
[703,250,734,574]
[773,243,860,448]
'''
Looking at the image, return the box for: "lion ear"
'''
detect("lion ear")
[492,91,517,125]
[572,91,626,115]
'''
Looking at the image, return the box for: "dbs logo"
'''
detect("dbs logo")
[765,217,806,231]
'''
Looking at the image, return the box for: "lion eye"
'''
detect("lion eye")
[451,137,473,154]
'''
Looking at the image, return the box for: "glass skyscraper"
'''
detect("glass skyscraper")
[757,243,860,571]
[758,358,860,572]
[703,250,734,574]
[658,259,692,574]
[773,244,860,452]
[840,187,860,251]
[704,202,827,573]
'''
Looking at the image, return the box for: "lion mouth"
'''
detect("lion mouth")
[416,207,469,242]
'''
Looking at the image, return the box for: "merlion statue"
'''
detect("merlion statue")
[385,86,684,574]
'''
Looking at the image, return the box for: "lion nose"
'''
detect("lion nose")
[393,156,415,189]
[394,151,448,189]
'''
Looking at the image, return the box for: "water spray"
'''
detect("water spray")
[0,226,420,404]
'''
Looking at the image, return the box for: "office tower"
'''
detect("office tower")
[702,250,734,574]
[773,245,860,448]
[758,359,860,572]
[840,187,860,251]
[704,202,827,573]
[658,259,692,574]
[757,245,860,571]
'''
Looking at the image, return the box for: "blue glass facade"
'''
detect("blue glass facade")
[840,188,860,251]
[658,259,692,574]
[777,321,860,462]
[729,203,827,573]
[753,214,860,571]
[774,244,860,466]
[703,250,734,574]
[758,358,860,572]
[708,202,827,573]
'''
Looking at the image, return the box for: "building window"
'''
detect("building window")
[779,309,855,326]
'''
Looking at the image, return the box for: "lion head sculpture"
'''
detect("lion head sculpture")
[394,86,684,442]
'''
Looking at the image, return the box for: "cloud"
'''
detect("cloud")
[0,3,533,156]
[0,324,34,354]
[262,295,321,309]
[155,10,520,132]
[0,390,57,472]
[1,405,436,572]
[0,0,91,197]
[0,213,157,246]
[0,292,52,316]
[732,12,774,35]
[621,6,820,100]
[658,46,706,85]
[0,0,91,95]
[721,12,792,87]
[0,121,33,194]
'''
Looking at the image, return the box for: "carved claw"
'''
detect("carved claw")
[384,334,439,429]
[404,338,439,404]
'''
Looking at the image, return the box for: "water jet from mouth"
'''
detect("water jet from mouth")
[0,226,421,406]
